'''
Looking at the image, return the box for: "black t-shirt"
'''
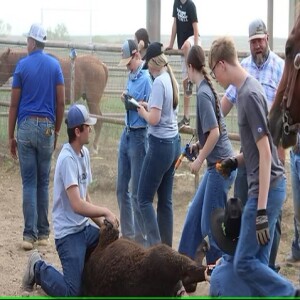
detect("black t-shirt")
[172,0,198,49]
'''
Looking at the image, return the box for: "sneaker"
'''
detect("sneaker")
[178,116,190,129]
[22,240,34,251]
[22,249,41,291]
[38,238,49,247]
[285,253,300,266]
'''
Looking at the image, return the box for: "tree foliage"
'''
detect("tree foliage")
[46,23,70,41]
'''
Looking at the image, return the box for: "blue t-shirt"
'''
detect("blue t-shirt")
[12,49,64,124]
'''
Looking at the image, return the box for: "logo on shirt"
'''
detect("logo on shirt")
[177,8,188,22]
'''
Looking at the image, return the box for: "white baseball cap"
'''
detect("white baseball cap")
[26,23,47,43]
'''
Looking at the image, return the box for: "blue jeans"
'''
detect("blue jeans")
[290,150,300,259]
[234,165,282,270]
[178,167,236,264]
[17,117,54,241]
[35,225,99,296]
[234,176,296,296]
[116,128,148,245]
[138,134,181,247]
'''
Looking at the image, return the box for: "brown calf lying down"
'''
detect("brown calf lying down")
[81,221,206,296]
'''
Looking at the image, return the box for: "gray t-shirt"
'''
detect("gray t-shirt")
[237,76,284,197]
[196,80,234,168]
[52,143,92,239]
[147,71,178,138]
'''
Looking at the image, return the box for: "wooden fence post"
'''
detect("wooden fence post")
[69,48,77,103]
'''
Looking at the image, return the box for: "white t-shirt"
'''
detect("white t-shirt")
[147,71,178,138]
[52,143,92,239]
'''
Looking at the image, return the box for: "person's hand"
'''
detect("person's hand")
[216,157,238,178]
[54,132,59,150]
[105,211,120,229]
[9,137,18,160]
[190,157,202,174]
[137,105,146,118]
[121,91,127,103]
[165,45,173,51]
[139,101,148,110]
[256,209,270,245]
[204,265,215,282]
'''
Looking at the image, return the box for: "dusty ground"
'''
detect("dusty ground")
[0,139,299,296]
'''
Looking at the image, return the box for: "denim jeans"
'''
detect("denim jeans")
[17,117,54,241]
[234,165,282,270]
[290,150,300,259]
[116,128,148,245]
[34,225,99,296]
[234,176,296,296]
[138,134,181,247]
[178,167,236,264]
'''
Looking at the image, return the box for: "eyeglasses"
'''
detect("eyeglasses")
[210,61,220,79]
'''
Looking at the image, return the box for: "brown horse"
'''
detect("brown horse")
[269,14,300,148]
[0,48,108,153]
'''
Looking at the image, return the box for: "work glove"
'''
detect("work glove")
[256,209,270,246]
[216,157,238,178]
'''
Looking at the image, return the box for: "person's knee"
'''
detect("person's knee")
[181,41,191,56]
[234,257,251,278]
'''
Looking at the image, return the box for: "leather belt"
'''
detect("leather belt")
[126,127,147,132]
[29,116,50,122]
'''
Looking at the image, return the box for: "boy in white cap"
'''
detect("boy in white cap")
[21,104,119,296]
[8,23,65,250]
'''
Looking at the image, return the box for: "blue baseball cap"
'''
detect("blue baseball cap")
[67,104,97,128]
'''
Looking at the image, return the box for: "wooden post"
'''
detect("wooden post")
[69,48,77,103]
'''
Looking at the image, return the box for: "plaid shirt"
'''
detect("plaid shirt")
[225,51,284,111]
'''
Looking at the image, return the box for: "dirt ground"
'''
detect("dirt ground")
[0,140,299,296]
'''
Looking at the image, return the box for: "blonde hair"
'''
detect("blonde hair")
[148,53,179,109]
[208,36,238,69]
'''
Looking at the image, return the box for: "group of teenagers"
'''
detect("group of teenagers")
[11,0,300,297]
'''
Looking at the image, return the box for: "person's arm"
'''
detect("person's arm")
[54,84,65,149]
[166,18,177,50]
[86,192,108,228]
[221,95,234,117]
[256,135,271,210]
[137,105,161,126]
[192,22,199,46]
[277,144,286,166]
[190,126,220,174]
[66,185,119,226]
[8,88,21,160]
